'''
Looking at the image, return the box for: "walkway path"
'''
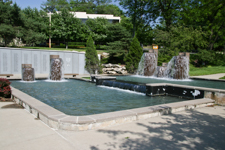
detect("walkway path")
[1,102,225,150]
[191,73,225,80]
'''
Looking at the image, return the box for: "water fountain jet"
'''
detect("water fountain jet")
[137,50,190,80]
[137,50,158,76]
[164,52,189,80]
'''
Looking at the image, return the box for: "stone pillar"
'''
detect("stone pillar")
[156,62,168,77]
[50,55,62,81]
[22,64,35,81]
[144,50,158,76]
[173,52,189,79]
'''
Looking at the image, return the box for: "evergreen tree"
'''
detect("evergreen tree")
[85,36,99,75]
[124,36,143,73]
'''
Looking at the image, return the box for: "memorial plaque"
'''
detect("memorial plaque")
[72,53,79,74]
[22,51,32,64]
[49,52,58,56]
[12,50,22,74]
[1,50,11,74]
[32,51,41,73]
[58,52,65,73]
[64,53,73,73]
[0,48,90,75]
[58,52,65,62]
[79,53,85,74]
[41,52,49,74]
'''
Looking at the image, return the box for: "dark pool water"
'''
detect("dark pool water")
[116,76,225,90]
[11,79,188,116]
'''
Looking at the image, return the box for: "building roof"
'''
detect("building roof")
[48,11,121,22]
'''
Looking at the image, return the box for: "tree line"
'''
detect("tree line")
[119,0,225,66]
[1,0,225,68]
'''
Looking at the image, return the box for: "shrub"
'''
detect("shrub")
[0,78,11,98]
[85,36,100,74]
[190,50,225,67]
[60,43,65,47]
[68,42,86,46]
[124,36,143,73]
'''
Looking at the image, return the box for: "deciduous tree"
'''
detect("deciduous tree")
[21,7,48,46]
[51,8,88,48]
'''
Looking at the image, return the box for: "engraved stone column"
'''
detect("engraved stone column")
[22,64,35,81]
[50,55,62,80]
[173,52,189,79]
[144,50,158,76]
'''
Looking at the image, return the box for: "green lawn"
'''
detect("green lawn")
[13,46,107,54]
[19,46,86,52]
[82,77,90,79]
[219,76,225,79]
[189,66,225,76]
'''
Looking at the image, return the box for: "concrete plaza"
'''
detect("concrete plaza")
[0,101,225,150]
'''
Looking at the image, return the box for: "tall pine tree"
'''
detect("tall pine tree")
[85,36,99,75]
[124,36,143,73]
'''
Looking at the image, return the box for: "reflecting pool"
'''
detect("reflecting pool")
[11,79,188,116]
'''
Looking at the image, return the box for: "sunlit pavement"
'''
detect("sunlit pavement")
[1,101,225,150]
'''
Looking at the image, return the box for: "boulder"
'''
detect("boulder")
[102,68,114,72]
[104,63,112,68]
[111,64,121,68]
[120,70,128,74]
[107,71,117,74]
[114,68,122,72]
[102,63,127,74]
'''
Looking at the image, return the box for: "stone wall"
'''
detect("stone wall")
[102,63,127,74]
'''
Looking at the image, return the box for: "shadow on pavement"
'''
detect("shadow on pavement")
[91,108,225,150]
[1,103,23,109]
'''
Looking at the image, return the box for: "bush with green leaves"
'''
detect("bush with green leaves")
[85,36,99,75]
[124,36,143,73]
[190,50,225,67]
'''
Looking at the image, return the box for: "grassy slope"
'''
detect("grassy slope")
[21,46,85,52]
[17,46,107,54]
[189,66,225,76]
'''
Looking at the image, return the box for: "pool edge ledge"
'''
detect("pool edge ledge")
[10,86,215,131]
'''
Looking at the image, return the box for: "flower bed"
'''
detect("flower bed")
[0,78,11,98]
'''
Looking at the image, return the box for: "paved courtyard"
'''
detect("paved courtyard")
[0,101,225,150]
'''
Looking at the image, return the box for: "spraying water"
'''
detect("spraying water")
[164,55,189,79]
[136,52,189,80]
[137,53,157,76]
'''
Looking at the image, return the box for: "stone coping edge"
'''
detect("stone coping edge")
[146,83,225,93]
[10,86,215,131]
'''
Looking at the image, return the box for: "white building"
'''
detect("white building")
[48,12,121,23]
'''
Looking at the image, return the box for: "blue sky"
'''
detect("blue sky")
[12,0,121,10]
[12,0,45,10]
